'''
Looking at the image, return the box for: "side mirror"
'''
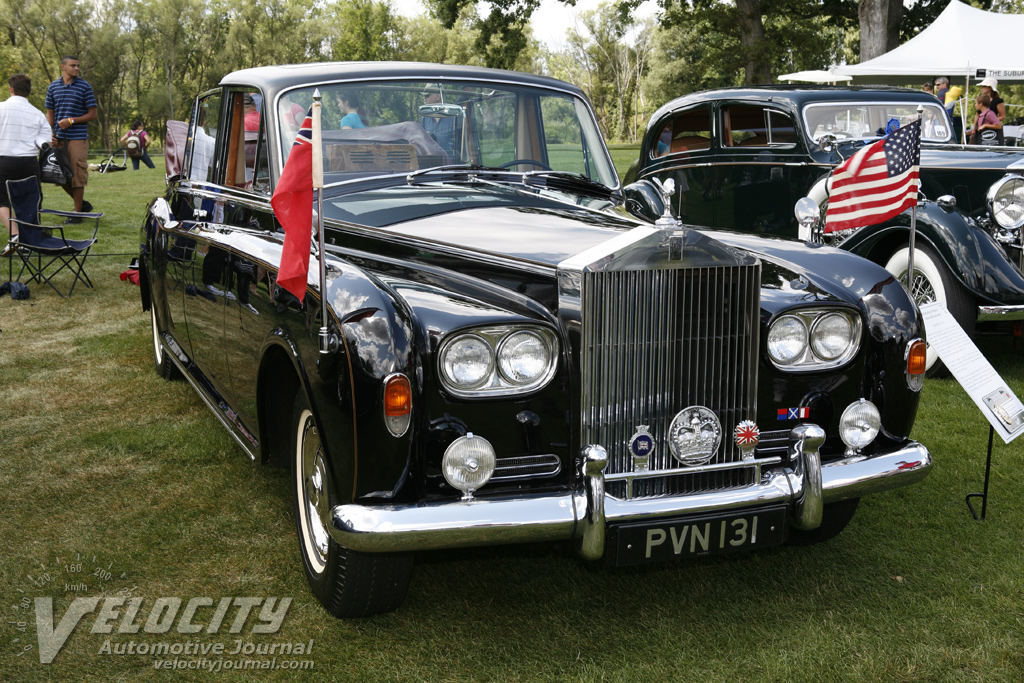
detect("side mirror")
[794,196,820,242]
[817,134,838,153]
[622,180,665,223]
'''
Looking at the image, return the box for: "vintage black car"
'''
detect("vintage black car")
[141,64,931,618]
[622,86,1024,372]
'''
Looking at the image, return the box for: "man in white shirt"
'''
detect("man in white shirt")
[0,73,51,251]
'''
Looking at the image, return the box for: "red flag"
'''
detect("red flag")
[271,108,314,301]
[824,119,921,233]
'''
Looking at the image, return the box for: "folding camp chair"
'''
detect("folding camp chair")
[5,176,103,297]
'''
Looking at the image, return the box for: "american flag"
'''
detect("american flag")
[824,119,921,234]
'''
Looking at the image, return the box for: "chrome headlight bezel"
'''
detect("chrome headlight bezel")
[437,325,559,398]
[986,174,1024,231]
[766,308,862,371]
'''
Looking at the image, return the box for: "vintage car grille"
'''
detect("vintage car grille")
[580,264,761,499]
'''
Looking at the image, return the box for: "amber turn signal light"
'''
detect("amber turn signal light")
[384,374,412,417]
[907,339,927,376]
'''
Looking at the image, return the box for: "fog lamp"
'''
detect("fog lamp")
[442,433,496,498]
[839,399,881,454]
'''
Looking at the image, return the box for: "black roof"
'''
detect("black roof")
[650,85,943,122]
[220,62,586,99]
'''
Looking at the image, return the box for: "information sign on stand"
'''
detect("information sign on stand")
[919,302,1024,519]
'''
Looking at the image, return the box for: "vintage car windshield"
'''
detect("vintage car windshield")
[803,102,953,144]
[276,79,617,189]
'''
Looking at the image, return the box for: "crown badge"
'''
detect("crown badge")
[668,406,721,466]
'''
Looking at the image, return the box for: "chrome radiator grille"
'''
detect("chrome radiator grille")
[580,264,761,498]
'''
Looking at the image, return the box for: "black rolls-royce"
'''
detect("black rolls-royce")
[141,64,931,618]
[622,86,1024,372]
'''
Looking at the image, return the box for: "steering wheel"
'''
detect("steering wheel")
[499,159,552,171]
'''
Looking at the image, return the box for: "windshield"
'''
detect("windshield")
[803,102,952,144]
[275,79,618,189]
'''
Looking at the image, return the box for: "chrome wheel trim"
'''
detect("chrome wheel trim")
[151,306,164,367]
[295,408,330,574]
[885,247,946,371]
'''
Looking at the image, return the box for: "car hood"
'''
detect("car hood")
[921,143,1024,171]
[330,184,640,266]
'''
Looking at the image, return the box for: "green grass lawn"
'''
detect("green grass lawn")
[2,163,1024,681]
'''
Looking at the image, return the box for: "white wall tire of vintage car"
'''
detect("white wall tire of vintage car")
[884,244,975,377]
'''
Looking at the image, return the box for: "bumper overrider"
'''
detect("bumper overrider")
[330,424,931,561]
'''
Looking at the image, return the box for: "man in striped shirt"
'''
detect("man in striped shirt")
[0,73,51,252]
[45,56,97,217]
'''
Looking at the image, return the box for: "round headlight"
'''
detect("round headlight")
[767,315,808,365]
[497,331,550,385]
[987,175,1024,230]
[811,313,855,361]
[442,433,496,496]
[839,399,881,452]
[440,335,493,389]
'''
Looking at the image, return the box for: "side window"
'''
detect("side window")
[653,106,711,157]
[184,92,222,182]
[541,96,585,175]
[723,105,797,147]
[223,89,264,190]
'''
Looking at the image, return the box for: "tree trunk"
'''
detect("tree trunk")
[860,0,903,61]
[735,0,772,85]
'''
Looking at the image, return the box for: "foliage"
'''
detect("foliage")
[546,4,654,142]
[426,0,541,69]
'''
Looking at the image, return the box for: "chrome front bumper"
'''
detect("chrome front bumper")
[978,304,1024,322]
[330,425,932,560]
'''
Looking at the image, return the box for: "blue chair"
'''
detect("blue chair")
[5,176,103,297]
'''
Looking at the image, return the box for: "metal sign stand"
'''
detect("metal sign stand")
[965,426,996,520]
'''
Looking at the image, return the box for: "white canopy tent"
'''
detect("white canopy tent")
[778,70,853,84]
[833,0,1024,85]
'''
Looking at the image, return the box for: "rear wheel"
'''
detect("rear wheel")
[292,393,413,618]
[151,306,180,380]
[884,244,975,376]
[787,498,860,546]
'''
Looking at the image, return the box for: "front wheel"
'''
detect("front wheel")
[292,393,413,618]
[884,244,975,376]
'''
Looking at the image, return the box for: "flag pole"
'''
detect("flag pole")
[907,105,923,293]
[311,89,331,355]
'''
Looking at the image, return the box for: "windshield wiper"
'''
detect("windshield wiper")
[521,171,618,198]
[406,164,510,185]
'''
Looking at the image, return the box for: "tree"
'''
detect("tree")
[548,4,654,141]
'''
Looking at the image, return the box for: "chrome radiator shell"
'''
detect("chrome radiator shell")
[558,227,761,499]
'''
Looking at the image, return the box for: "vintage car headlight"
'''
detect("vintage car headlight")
[767,309,861,371]
[438,325,558,397]
[766,315,807,365]
[987,174,1024,230]
[440,335,493,389]
[839,399,881,454]
[442,433,496,497]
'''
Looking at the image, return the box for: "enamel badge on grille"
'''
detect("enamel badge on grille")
[629,425,655,472]
[668,406,722,466]
[734,420,759,461]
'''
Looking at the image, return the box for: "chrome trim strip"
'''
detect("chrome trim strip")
[977,304,1024,322]
[160,336,259,461]
[604,456,783,482]
[328,439,931,554]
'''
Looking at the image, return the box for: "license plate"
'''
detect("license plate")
[612,507,787,565]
